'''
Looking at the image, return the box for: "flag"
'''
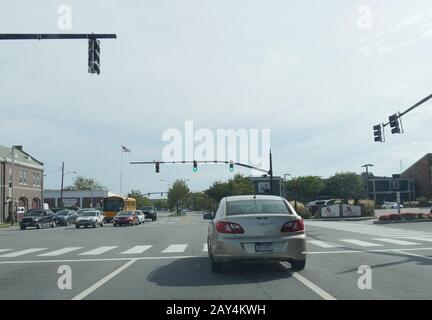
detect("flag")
[121,145,131,152]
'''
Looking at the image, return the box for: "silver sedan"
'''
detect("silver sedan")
[204,195,306,272]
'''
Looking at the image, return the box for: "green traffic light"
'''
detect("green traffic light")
[229,164,234,172]
[193,167,197,172]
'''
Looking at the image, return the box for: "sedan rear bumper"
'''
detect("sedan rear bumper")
[211,235,306,262]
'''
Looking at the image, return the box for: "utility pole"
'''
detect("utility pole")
[362,164,374,200]
[269,150,273,195]
[60,162,64,208]
[10,146,15,226]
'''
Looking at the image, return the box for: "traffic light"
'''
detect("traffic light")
[93,39,100,75]
[389,114,401,134]
[88,38,101,75]
[373,124,383,142]
[88,39,94,73]
[229,163,234,172]
[155,161,160,173]
[193,160,198,172]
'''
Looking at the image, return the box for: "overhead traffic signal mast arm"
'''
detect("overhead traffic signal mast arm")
[0,34,117,40]
[129,160,270,174]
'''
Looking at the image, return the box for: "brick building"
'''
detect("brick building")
[0,145,44,222]
[401,153,432,199]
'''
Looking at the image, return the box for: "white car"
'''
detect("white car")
[75,210,104,228]
[381,202,404,209]
[134,210,145,224]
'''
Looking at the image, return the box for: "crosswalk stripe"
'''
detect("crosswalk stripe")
[307,240,336,248]
[162,244,188,253]
[203,244,208,252]
[79,246,118,255]
[38,247,83,257]
[0,248,47,258]
[121,245,153,254]
[399,237,432,243]
[373,238,419,246]
[340,239,382,247]
[0,249,12,253]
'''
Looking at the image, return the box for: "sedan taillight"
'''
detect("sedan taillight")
[281,219,305,233]
[215,221,245,234]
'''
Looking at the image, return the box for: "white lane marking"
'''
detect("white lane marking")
[280,262,336,300]
[401,237,432,243]
[0,249,12,253]
[38,247,83,257]
[79,246,118,255]
[203,243,208,252]
[373,238,419,246]
[394,250,432,261]
[0,248,47,258]
[340,239,382,247]
[1,247,432,264]
[307,240,336,248]
[72,259,138,300]
[162,244,188,253]
[120,245,153,254]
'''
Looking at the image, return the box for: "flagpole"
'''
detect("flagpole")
[120,146,123,195]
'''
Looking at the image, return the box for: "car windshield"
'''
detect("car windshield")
[25,210,43,217]
[118,211,132,216]
[56,210,69,216]
[142,207,153,210]
[226,200,291,215]
[81,212,97,217]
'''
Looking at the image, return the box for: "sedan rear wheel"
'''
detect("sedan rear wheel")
[51,221,56,228]
[290,259,306,272]
[37,222,42,229]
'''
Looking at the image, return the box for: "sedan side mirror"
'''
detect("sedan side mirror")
[203,213,213,220]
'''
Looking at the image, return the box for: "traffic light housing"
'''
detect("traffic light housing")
[93,39,100,75]
[155,161,160,173]
[229,163,234,172]
[373,124,383,142]
[88,38,101,75]
[389,114,401,134]
[193,160,198,172]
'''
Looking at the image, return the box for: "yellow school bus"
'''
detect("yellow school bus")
[102,196,136,222]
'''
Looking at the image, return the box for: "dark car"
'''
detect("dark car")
[20,209,56,230]
[54,209,78,226]
[50,207,66,213]
[113,211,139,227]
[141,206,157,221]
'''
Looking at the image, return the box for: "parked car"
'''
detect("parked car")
[75,210,104,228]
[54,209,78,226]
[382,202,404,209]
[204,195,306,273]
[305,199,341,214]
[141,206,157,221]
[20,209,56,230]
[113,211,139,226]
[135,210,145,224]
[77,208,97,216]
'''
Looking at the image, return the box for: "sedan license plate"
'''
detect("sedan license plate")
[255,242,273,253]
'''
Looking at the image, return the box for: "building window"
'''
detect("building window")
[19,170,23,184]
[9,168,12,187]
[22,170,28,185]
[389,181,400,190]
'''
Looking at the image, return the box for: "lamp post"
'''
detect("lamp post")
[60,163,77,207]
[361,164,374,200]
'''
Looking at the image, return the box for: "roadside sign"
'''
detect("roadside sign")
[341,204,361,217]
[396,192,401,204]
[320,205,340,217]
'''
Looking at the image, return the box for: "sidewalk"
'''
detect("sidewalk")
[309,217,375,222]
[0,223,20,230]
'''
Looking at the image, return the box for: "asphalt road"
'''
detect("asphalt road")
[0,212,431,300]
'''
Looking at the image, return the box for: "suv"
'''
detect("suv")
[20,209,56,230]
[141,206,157,221]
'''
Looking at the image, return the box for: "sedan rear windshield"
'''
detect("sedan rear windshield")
[226,200,292,215]
[118,211,133,216]
[81,212,98,217]
[56,210,69,216]
[26,210,43,216]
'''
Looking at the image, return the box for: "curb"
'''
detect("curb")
[373,219,432,224]
[308,217,376,222]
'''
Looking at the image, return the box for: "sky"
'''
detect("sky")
[1,0,432,197]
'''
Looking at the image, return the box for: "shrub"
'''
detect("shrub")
[289,201,313,219]
[358,199,375,216]
[416,197,429,207]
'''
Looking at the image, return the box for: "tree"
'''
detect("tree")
[286,176,325,203]
[325,172,363,201]
[64,175,106,191]
[167,179,190,214]
[127,190,152,209]
[204,174,255,208]
[152,199,169,210]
